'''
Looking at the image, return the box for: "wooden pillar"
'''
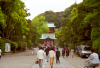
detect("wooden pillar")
[53,39,54,46]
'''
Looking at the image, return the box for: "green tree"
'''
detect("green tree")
[0,0,29,41]
[31,15,49,45]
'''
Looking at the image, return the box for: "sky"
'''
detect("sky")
[21,0,83,20]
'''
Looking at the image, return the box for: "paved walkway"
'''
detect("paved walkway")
[32,57,75,68]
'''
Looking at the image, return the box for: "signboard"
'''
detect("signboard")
[5,43,11,52]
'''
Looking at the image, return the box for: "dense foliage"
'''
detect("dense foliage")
[0,0,49,53]
[0,0,100,55]
[55,0,100,55]
[34,0,100,55]
[0,39,5,54]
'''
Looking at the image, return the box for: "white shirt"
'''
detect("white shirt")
[48,50,55,58]
[86,53,100,64]
[37,49,46,59]
[0,49,1,55]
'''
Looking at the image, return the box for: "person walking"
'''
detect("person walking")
[62,48,65,58]
[85,48,100,68]
[56,48,60,63]
[64,47,66,51]
[37,47,46,68]
[45,46,50,62]
[71,48,74,58]
[66,48,69,57]
[0,47,1,59]
[32,48,34,55]
[48,47,55,68]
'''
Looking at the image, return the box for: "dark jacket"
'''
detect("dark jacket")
[56,51,60,57]
[66,49,69,56]
[45,47,50,56]
[62,50,65,56]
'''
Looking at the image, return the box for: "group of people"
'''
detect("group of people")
[62,47,74,58]
[62,47,69,57]
[37,46,60,68]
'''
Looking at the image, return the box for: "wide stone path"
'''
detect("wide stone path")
[32,57,75,68]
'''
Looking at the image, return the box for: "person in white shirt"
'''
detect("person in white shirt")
[37,47,46,68]
[86,48,100,68]
[71,48,74,58]
[48,47,55,68]
[0,47,1,59]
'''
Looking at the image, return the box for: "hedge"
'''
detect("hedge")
[3,38,12,43]
[92,38,100,55]
[80,41,87,45]
[0,39,5,54]
[22,42,27,51]
[86,40,92,46]
[27,40,32,48]
[17,41,27,51]
[11,42,18,53]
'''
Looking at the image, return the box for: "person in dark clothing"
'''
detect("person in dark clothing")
[45,46,50,62]
[56,48,60,63]
[62,48,65,58]
[66,48,69,57]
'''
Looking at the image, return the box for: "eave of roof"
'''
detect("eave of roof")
[40,33,57,39]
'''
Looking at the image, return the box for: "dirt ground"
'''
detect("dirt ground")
[0,48,38,68]
[63,53,100,68]
[0,48,100,68]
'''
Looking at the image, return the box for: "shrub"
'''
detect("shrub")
[80,41,87,45]
[86,40,93,46]
[17,41,22,51]
[3,39,12,43]
[0,39,5,54]
[92,39,99,50]
[17,41,27,51]
[70,44,74,49]
[11,42,18,53]
[92,38,100,55]
[27,40,32,48]
[22,42,27,51]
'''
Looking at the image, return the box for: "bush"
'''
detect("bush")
[86,40,92,46]
[26,40,32,48]
[70,44,74,49]
[75,42,80,47]
[11,42,18,53]
[3,39,12,43]
[92,38,100,55]
[80,41,87,45]
[17,41,27,51]
[22,42,27,51]
[17,41,22,51]
[0,39,5,54]
[92,39,99,50]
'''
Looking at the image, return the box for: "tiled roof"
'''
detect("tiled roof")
[48,22,56,27]
[40,33,56,39]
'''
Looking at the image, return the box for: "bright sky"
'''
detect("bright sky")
[21,0,83,20]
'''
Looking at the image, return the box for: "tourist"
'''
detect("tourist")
[37,46,46,68]
[62,48,65,57]
[66,48,69,57]
[56,48,60,63]
[45,46,50,62]
[86,48,100,68]
[71,48,74,58]
[48,47,55,68]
